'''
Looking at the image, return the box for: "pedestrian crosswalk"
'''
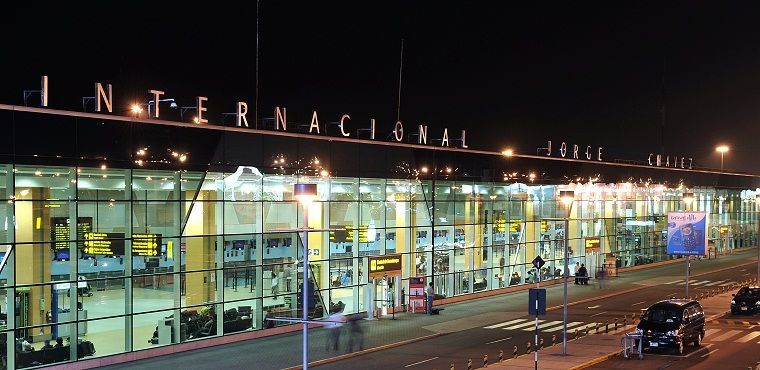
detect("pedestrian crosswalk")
[483,319,760,345]
[703,328,760,344]
[482,318,619,333]
[664,279,734,287]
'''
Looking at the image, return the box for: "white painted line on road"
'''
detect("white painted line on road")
[701,348,719,358]
[632,301,646,306]
[484,319,525,329]
[587,305,601,309]
[713,329,742,341]
[590,311,608,317]
[665,279,684,285]
[404,357,439,367]
[704,329,720,338]
[544,321,586,332]
[504,320,543,330]
[691,280,710,286]
[486,337,512,344]
[536,321,581,330]
[719,282,734,286]
[735,331,760,343]
[703,279,730,287]
[741,269,747,272]
[743,273,751,276]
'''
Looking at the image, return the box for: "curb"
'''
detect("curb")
[280,332,446,370]
[568,350,620,370]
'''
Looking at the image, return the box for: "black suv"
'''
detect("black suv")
[636,299,705,354]
[731,286,760,314]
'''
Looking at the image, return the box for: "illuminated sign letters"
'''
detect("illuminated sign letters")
[546,140,603,162]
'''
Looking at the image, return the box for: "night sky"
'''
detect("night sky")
[2,1,759,173]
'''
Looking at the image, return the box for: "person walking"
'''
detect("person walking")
[347,318,365,352]
[324,308,347,352]
[577,264,588,285]
[574,262,580,285]
[425,282,435,315]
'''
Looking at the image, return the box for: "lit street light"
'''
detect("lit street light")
[559,190,574,355]
[715,145,729,171]
[294,183,318,370]
[682,192,695,298]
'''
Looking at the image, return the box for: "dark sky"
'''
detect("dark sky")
[2,1,759,173]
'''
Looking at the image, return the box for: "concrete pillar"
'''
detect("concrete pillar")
[15,187,52,341]
[184,191,216,306]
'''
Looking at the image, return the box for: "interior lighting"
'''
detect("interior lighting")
[420,166,429,174]
[559,190,575,207]
[294,183,318,204]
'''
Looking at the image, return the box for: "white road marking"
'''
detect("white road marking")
[632,301,646,306]
[743,273,751,276]
[665,280,684,285]
[504,320,543,330]
[405,357,439,367]
[712,329,743,341]
[590,311,608,317]
[534,321,581,330]
[735,331,760,343]
[691,280,710,286]
[484,319,526,329]
[546,321,590,332]
[704,328,720,338]
[703,279,730,287]
[701,348,719,358]
[587,305,601,309]
[486,337,512,344]
[719,282,734,286]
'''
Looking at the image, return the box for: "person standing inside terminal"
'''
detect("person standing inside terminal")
[574,262,580,284]
[426,282,435,315]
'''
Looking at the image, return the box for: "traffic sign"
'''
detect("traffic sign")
[532,256,545,270]
[528,288,546,316]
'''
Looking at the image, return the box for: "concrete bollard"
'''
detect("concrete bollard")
[513,345,518,358]
[623,317,627,326]
[467,358,472,370]
[526,341,531,354]
[450,363,454,370]
[539,337,544,349]
[605,320,609,333]
[574,328,579,339]
[483,354,488,368]
[615,318,619,330]
[499,349,504,362]
[552,334,556,345]
[596,323,601,334]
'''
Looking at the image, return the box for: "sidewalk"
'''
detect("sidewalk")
[484,278,755,370]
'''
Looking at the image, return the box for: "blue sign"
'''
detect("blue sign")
[667,212,707,256]
[528,288,547,316]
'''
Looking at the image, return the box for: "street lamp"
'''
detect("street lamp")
[559,190,574,355]
[130,104,143,117]
[294,183,317,370]
[682,192,695,298]
[715,145,729,171]
[756,194,760,285]
[502,148,514,157]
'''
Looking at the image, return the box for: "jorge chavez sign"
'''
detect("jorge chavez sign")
[666,212,707,256]
[369,254,402,278]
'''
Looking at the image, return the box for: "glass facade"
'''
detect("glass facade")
[0,108,757,368]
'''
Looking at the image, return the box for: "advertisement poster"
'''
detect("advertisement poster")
[667,212,707,256]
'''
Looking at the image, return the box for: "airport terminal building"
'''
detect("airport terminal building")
[0,101,758,368]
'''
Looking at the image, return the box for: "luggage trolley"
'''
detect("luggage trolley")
[621,332,643,360]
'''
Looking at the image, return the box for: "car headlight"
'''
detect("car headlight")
[731,300,736,305]
[666,330,679,336]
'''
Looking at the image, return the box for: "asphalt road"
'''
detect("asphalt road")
[101,251,758,370]
[321,256,757,370]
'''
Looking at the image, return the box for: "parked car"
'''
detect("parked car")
[636,299,705,354]
[731,286,760,314]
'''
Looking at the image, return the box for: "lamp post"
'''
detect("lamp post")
[294,183,318,370]
[682,192,695,298]
[715,145,729,172]
[559,190,574,355]
[756,194,759,284]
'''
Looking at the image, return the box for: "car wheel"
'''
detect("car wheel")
[694,332,702,347]
[676,341,684,354]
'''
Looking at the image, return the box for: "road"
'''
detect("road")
[102,251,758,370]
[321,256,757,370]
